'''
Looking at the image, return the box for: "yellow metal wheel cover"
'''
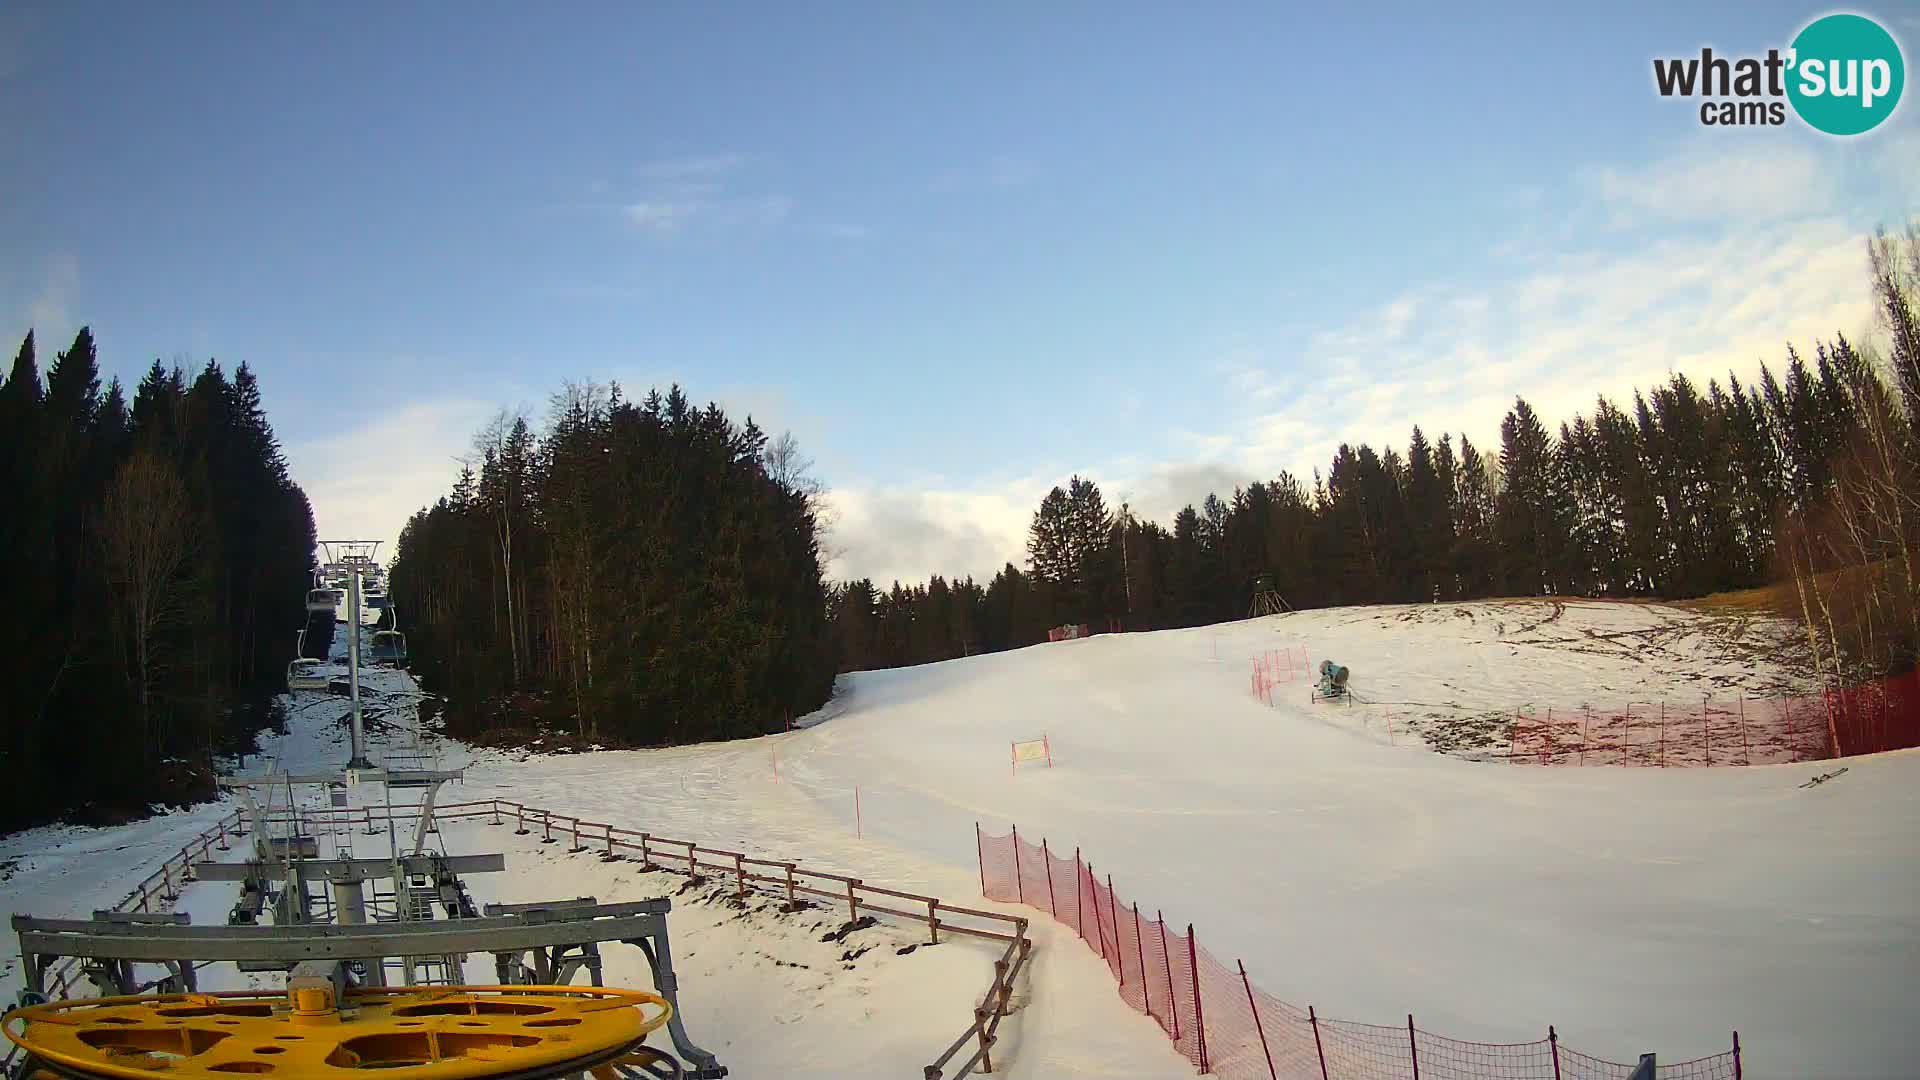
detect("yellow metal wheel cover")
[3,986,671,1079]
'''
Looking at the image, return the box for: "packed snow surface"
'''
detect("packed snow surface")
[3,599,1914,1079]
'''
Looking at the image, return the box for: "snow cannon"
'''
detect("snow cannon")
[1312,660,1349,703]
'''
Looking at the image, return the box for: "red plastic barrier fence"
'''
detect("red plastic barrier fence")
[1250,646,1312,706]
[1510,668,1920,767]
[979,825,1741,1079]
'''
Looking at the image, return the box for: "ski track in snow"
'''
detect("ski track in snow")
[1,599,1914,1079]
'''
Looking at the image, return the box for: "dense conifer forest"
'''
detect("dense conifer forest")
[6,234,1911,821]
[831,232,1920,684]
[0,329,318,829]
[390,384,837,745]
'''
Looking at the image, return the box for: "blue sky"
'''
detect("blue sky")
[4,3,1917,582]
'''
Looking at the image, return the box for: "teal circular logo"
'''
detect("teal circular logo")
[1787,13,1905,135]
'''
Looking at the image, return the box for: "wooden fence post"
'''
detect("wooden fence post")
[1550,1025,1562,1080]
[1739,696,1749,765]
[1109,875,1123,985]
[1703,698,1712,766]
[1659,702,1667,766]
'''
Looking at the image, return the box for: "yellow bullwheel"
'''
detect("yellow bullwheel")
[2,984,673,1080]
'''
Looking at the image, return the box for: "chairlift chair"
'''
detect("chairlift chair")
[287,659,329,692]
[305,588,338,614]
[371,630,409,668]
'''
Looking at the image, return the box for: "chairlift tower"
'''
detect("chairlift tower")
[321,540,382,770]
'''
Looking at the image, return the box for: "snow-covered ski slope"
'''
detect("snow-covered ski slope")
[445,600,1913,1078]
[3,599,1915,1078]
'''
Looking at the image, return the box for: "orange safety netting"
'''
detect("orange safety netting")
[979,825,1741,1080]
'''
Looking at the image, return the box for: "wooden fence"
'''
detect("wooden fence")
[30,797,1032,1079]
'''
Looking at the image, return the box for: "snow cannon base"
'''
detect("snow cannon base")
[1311,660,1350,703]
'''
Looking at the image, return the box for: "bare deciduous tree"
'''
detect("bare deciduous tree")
[99,447,197,759]
[472,407,535,688]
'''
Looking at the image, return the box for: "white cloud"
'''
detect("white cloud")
[623,201,696,231]
[28,254,78,336]
[1227,214,1875,487]
[284,398,500,564]
[617,154,790,235]
[822,484,1034,586]
[817,142,1901,585]
[621,195,790,233]
[820,459,1259,585]
[634,153,749,180]
[931,154,1040,193]
[722,194,792,227]
[803,222,873,241]
[1584,142,1834,225]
